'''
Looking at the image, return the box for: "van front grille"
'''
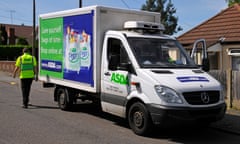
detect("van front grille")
[182,91,220,105]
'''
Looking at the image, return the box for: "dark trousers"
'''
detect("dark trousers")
[20,78,33,106]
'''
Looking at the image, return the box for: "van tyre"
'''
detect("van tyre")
[128,102,153,136]
[56,87,73,111]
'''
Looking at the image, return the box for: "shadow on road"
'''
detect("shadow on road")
[69,102,129,128]
[28,104,59,109]
[45,101,240,143]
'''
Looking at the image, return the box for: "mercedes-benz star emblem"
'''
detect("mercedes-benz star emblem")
[201,92,210,104]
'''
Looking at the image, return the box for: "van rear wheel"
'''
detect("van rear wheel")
[56,87,73,111]
[128,102,153,135]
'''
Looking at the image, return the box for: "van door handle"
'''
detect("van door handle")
[104,72,111,76]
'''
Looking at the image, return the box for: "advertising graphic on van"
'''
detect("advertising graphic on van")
[40,12,94,86]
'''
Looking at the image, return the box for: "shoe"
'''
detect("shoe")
[22,105,28,109]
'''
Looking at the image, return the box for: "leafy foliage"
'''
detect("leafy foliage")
[225,0,240,6]
[141,0,182,35]
[0,25,8,45]
[17,37,29,45]
[0,45,31,60]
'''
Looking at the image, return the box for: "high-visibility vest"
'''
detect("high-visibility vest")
[16,53,36,79]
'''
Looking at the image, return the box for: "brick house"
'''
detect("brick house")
[0,23,33,45]
[177,4,240,71]
[0,24,33,72]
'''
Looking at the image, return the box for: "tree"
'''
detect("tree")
[225,0,240,7]
[141,0,182,35]
[16,37,29,45]
[0,25,8,45]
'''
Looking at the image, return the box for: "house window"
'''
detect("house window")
[228,49,240,56]
[232,56,240,71]
[228,49,240,71]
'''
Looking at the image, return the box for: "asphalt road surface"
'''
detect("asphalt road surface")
[1,72,240,144]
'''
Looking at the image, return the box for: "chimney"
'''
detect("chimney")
[8,28,15,45]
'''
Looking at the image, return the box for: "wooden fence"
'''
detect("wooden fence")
[209,70,227,97]
[209,70,240,109]
[231,71,240,109]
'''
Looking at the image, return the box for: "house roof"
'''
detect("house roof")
[177,4,240,49]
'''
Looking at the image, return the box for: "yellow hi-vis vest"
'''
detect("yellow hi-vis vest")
[15,53,36,79]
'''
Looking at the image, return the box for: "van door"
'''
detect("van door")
[101,36,131,117]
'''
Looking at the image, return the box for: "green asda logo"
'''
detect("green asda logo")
[111,73,128,85]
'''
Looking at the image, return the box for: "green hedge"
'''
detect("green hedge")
[0,45,32,60]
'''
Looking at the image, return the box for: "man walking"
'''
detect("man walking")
[12,48,37,108]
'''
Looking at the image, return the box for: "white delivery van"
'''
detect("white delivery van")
[38,5,226,135]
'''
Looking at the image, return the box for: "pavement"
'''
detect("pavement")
[1,70,240,135]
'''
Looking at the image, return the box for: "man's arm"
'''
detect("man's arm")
[12,57,21,78]
[12,66,19,78]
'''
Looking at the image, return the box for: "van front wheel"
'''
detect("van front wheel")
[128,102,153,135]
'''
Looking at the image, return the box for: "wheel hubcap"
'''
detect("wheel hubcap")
[59,93,65,106]
[133,111,143,127]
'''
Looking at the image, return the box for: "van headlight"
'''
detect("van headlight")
[155,85,183,104]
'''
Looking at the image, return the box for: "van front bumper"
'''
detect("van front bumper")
[147,103,226,125]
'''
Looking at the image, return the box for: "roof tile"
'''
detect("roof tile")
[178,4,240,48]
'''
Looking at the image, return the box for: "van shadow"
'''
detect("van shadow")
[149,113,240,143]
[60,102,240,143]
[145,113,240,144]
[70,101,128,128]
[210,112,240,134]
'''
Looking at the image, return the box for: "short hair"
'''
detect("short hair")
[23,48,30,53]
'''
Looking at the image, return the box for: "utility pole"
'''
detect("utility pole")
[8,10,16,24]
[32,0,36,57]
[79,0,82,8]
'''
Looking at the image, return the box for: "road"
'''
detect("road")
[1,72,240,144]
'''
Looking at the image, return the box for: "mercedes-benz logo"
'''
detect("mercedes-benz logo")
[201,92,210,104]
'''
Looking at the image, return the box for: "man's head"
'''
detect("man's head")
[23,48,30,53]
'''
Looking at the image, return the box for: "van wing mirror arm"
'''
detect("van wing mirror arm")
[191,39,207,59]
[191,39,210,72]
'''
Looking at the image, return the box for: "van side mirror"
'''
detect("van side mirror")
[191,39,210,72]
[202,58,210,72]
